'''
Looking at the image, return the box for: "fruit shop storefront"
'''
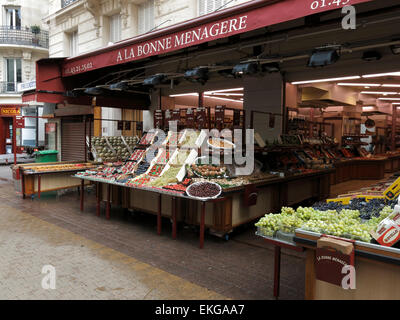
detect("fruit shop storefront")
[25,0,400,299]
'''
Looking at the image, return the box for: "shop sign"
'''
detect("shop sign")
[1,107,21,116]
[17,81,36,93]
[62,0,373,77]
[315,236,355,288]
[383,177,400,200]
[15,116,25,129]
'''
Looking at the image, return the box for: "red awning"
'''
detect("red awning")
[22,91,64,104]
[34,0,374,103]
[61,0,374,77]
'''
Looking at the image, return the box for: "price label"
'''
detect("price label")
[384,177,400,200]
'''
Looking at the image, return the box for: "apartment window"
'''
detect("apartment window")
[5,6,21,29]
[109,14,121,43]
[198,0,229,16]
[69,31,78,56]
[138,0,155,34]
[5,58,22,92]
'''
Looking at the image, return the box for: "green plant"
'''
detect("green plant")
[31,25,41,34]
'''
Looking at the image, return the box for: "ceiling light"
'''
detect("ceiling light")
[390,44,400,55]
[143,74,167,86]
[204,95,243,103]
[363,106,375,110]
[382,84,400,87]
[169,93,199,97]
[184,67,209,85]
[378,98,400,100]
[109,81,130,90]
[232,62,259,77]
[361,91,398,95]
[362,51,382,62]
[84,87,105,96]
[292,76,360,85]
[209,93,244,96]
[205,88,243,94]
[393,103,400,105]
[362,72,400,78]
[218,69,235,78]
[308,48,340,67]
[337,83,381,87]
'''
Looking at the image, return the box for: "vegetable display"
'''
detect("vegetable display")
[256,205,394,243]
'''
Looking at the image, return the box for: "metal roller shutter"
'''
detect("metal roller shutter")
[61,119,93,162]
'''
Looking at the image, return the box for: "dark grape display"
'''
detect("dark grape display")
[313,197,398,220]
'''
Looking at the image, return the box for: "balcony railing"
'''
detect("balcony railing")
[62,0,79,8]
[0,82,22,94]
[0,26,49,49]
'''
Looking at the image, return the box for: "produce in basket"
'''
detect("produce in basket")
[148,166,181,187]
[190,164,228,178]
[186,182,222,199]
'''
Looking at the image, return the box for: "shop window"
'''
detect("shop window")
[138,0,155,34]
[4,6,21,30]
[198,0,229,16]
[5,58,22,92]
[109,14,121,43]
[69,30,78,57]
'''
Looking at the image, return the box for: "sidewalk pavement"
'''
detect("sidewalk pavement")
[0,176,305,300]
[0,153,34,165]
[0,201,225,300]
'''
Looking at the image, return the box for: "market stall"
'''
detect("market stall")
[255,174,400,299]
[15,161,96,199]
[75,129,333,246]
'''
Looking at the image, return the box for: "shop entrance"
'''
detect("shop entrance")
[0,117,13,154]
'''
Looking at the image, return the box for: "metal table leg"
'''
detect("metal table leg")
[21,172,25,199]
[172,197,177,240]
[106,184,111,220]
[37,175,41,199]
[274,246,281,298]
[96,182,100,217]
[157,194,162,235]
[200,201,206,249]
[80,179,84,212]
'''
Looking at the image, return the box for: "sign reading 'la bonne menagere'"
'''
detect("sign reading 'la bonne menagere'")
[62,0,374,77]
[116,16,248,63]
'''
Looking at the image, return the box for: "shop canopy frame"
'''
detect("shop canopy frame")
[26,0,375,107]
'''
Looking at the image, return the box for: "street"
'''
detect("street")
[0,165,305,300]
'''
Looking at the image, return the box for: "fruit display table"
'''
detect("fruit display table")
[75,175,227,249]
[15,162,96,199]
[76,168,332,243]
[256,174,400,300]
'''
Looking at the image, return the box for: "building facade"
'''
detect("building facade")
[45,0,252,152]
[0,0,49,154]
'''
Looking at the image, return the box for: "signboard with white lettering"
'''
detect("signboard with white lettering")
[61,0,373,77]
[17,81,36,93]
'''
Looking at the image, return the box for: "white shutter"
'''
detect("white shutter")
[198,0,228,16]
[138,0,155,34]
[110,15,121,43]
[70,31,78,56]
